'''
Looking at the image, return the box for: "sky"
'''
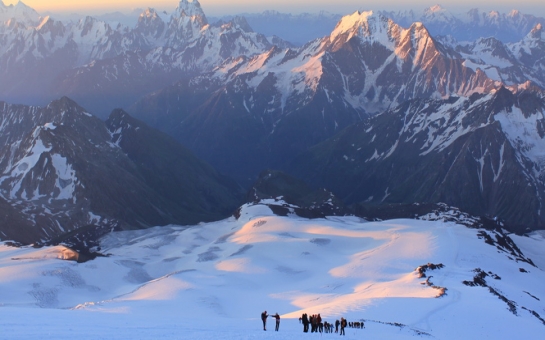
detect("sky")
[3,0,545,17]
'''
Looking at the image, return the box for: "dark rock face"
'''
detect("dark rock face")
[290,88,545,232]
[105,109,243,223]
[0,97,242,244]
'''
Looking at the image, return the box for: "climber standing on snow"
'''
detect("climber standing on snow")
[302,313,309,332]
[273,313,281,331]
[340,317,347,336]
[261,310,269,330]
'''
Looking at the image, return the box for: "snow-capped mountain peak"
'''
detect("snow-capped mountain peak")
[422,4,453,20]
[421,4,457,24]
[329,11,399,50]
[530,23,543,40]
[0,0,40,25]
[508,23,545,63]
[136,7,165,30]
[0,96,243,244]
[165,0,208,48]
[134,7,166,41]
[328,10,438,61]
[426,4,445,13]
[508,9,521,18]
[139,7,161,21]
[172,0,206,23]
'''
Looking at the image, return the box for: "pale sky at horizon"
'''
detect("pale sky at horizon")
[3,0,545,17]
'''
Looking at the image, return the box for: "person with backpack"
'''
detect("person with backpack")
[340,317,347,336]
[261,311,269,330]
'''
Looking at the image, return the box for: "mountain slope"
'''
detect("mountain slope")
[106,109,242,221]
[433,23,545,90]
[290,87,545,232]
[0,201,544,338]
[0,97,242,244]
[130,11,498,184]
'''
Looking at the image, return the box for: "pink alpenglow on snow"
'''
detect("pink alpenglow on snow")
[0,201,544,339]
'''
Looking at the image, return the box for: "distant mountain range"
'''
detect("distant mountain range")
[209,11,342,46]
[0,0,282,116]
[1,1,544,115]
[381,5,545,43]
[129,9,544,181]
[212,5,545,45]
[127,5,545,231]
[2,1,545,243]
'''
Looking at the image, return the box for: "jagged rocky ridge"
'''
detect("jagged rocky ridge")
[381,5,545,43]
[2,1,545,117]
[130,10,503,184]
[0,0,278,116]
[211,5,545,46]
[128,10,545,232]
[436,23,545,90]
[0,97,242,244]
[290,87,545,232]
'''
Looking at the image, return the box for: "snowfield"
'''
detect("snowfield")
[1,201,544,339]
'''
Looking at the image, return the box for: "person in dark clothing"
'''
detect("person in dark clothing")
[335,319,340,333]
[302,313,309,332]
[273,313,281,331]
[340,317,347,336]
[261,311,269,330]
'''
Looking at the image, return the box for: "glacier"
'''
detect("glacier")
[0,201,544,339]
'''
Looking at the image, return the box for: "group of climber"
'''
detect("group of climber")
[300,313,350,335]
[261,310,360,335]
